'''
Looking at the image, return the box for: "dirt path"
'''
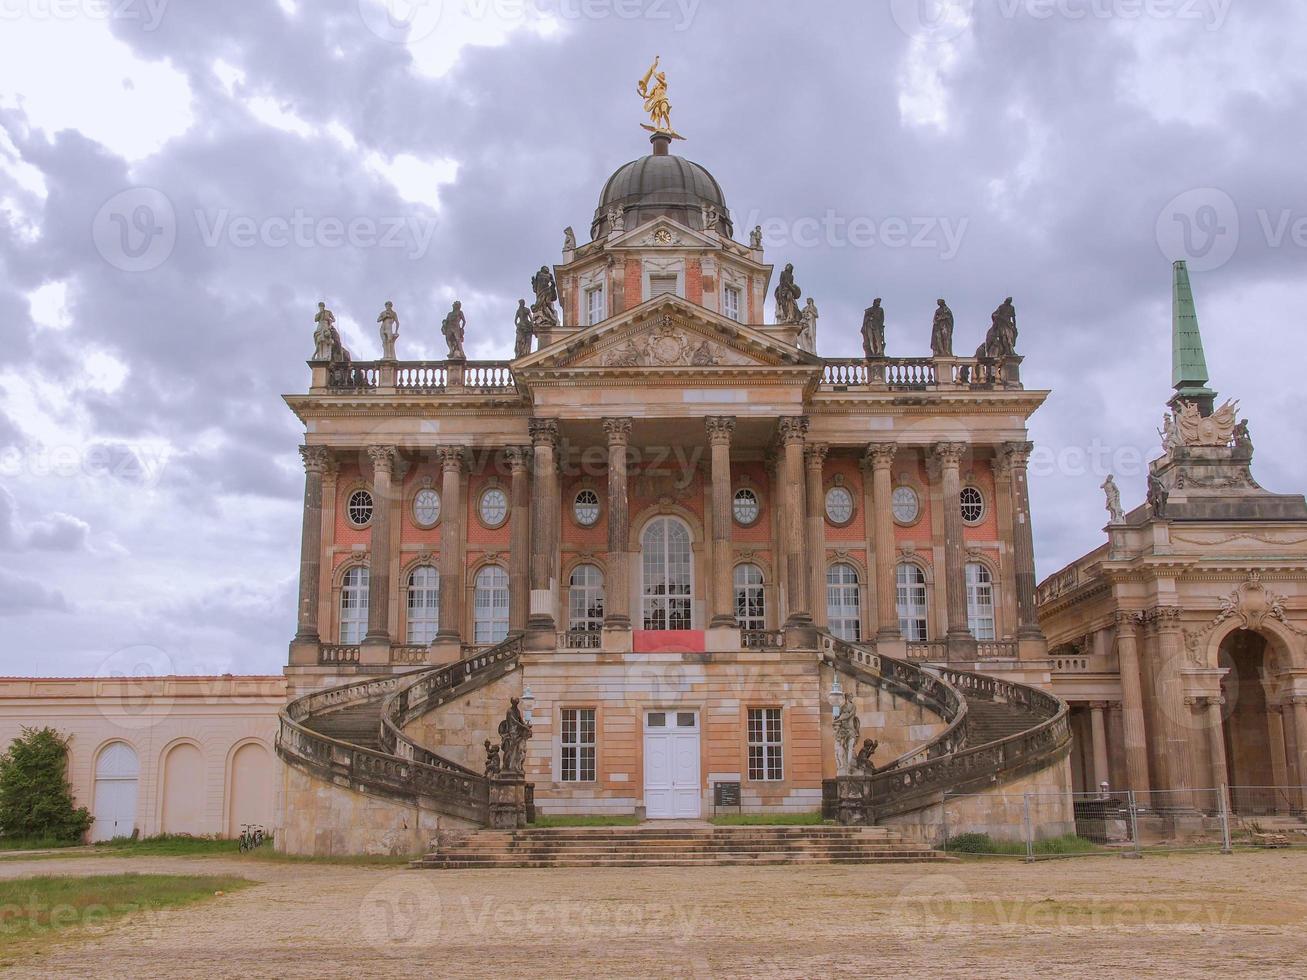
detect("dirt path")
[1,851,1305,978]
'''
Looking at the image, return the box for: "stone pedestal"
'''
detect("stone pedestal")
[489,773,527,830]
[835,776,873,826]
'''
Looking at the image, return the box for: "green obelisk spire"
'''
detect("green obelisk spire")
[1170,260,1216,413]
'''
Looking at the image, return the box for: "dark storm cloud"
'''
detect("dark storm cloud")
[0,0,1303,669]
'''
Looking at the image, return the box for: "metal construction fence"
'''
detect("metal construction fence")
[936,785,1307,860]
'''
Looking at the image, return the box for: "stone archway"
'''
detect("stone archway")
[1218,630,1274,806]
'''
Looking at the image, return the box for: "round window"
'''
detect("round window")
[960,486,985,524]
[733,488,760,526]
[347,489,374,527]
[891,486,920,524]
[479,487,509,527]
[825,486,855,525]
[574,489,601,527]
[413,488,441,527]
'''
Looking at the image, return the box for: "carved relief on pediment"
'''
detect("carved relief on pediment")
[591,317,754,368]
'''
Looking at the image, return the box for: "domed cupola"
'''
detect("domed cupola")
[591,133,733,240]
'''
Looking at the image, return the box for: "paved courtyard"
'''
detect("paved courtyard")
[2,851,1306,978]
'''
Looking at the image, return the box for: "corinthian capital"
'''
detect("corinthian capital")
[804,443,829,468]
[603,417,632,447]
[705,416,736,446]
[777,416,809,446]
[530,417,560,448]
[437,445,465,472]
[504,446,531,472]
[1002,441,1035,471]
[931,441,967,467]
[299,445,332,475]
[864,443,898,471]
[367,445,398,477]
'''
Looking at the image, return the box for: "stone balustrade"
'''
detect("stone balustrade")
[323,360,518,393]
[821,355,1021,391]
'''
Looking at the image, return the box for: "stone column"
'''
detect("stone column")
[364,446,398,652]
[527,419,560,635]
[1268,705,1290,812]
[1293,697,1307,809]
[1089,701,1111,791]
[865,444,900,640]
[1114,611,1152,796]
[506,447,531,635]
[604,418,633,631]
[778,417,812,630]
[932,442,971,655]
[706,417,737,629]
[294,446,330,642]
[1195,696,1230,795]
[805,443,829,631]
[1150,607,1195,808]
[435,447,465,645]
[1001,441,1041,639]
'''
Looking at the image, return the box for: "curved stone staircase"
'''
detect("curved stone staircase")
[277,632,1071,860]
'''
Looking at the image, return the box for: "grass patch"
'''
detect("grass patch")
[0,834,411,866]
[0,837,82,852]
[530,814,642,828]
[709,812,825,826]
[0,872,251,964]
[942,832,1104,857]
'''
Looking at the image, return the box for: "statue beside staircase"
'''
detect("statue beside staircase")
[488,698,533,830]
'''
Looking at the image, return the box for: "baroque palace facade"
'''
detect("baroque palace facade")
[273,121,1079,854]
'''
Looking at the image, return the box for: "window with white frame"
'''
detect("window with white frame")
[960,486,985,524]
[826,563,862,641]
[586,285,605,325]
[473,565,510,644]
[649,273,678,298]
[339,566,369,644]
[641,517,692,630]
[346,489,374,527]
[723,285,741,322]
[747,707,783,781]
[405,565,440,644]
[568,564,605,634]
[734,563,765,631]
[560,708,596,782]
[573,488,601,527]
[897,563,929,641]
[966,562,996,640]
[732,487,760,526]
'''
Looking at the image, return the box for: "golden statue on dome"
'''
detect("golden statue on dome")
[637,56,684,140]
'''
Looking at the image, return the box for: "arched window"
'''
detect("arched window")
[966,562,996,640]
[568,564,605,634]
[734,563,766,631]
[339,565,369,644]
[826,563,862,641]
[406,565,440,644]
[641,517,692,631]
[473,565,510,645]
[897,563,928,642]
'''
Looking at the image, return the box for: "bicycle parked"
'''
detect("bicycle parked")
[238,824,267,853]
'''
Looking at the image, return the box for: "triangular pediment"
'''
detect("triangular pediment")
[607,216,718,251]
[516,296,821,373]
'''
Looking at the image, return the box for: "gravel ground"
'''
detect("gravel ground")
[1,850,1305,978]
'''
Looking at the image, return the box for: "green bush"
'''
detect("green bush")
[942,832,1101,856]
[0,728,92,844]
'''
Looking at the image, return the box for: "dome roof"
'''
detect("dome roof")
[591,138,733,240]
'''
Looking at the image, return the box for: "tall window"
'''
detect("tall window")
[561,708,597,782]
[641,517,692,630]
[586,285,605,325]
[747,708,783,781]
[406,565,440,644]
[734,563,766,631]
[650,274,678,298]
[897,563,929,641]
[568,564,605,634]
[723,285,741,322]
[339,566,369,644]
[966,562,996,640]
[473,565,510,644]
[826,563,861,641]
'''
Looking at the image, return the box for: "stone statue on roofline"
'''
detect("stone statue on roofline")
[862,298,886,359]
[312,301,349,364]
[514,299,534,359]
[608,206,626,234]
[930,299,954,357]
[774,263,803,325]
[799,298,819,352]
[749,225,763,249]
[563,226,577,251]
[377,301,399,360]
[833,692,861,777]
[1101,475,1125,525]
[988,296,1018,357]
[531,265,561,330]
[441,301,466,360]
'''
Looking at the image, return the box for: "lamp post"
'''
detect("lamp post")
[521,686,536,725]
[827,675,844,722]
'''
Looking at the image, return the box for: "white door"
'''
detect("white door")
[643,711,701,819]
[92,742,140,842]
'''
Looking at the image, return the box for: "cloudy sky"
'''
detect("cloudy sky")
[0,0,1303,677]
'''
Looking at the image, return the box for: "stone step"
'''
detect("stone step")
[416,853,948,869]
